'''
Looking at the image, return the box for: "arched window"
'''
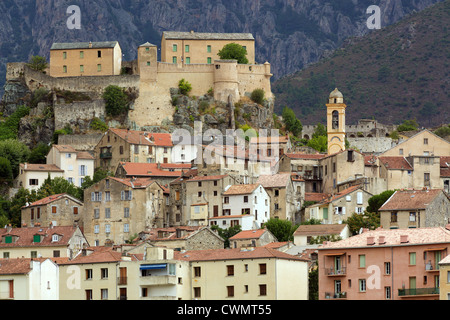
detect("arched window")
[332,111,339,129]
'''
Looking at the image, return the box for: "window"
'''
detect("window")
[80,65,84,73]
[33,235,41,243]
[92,192,102,202]
[52,235,59,242]
[121,190,132,201]
[194,266,201,277]
[104,208,110,219]
[424,173,430,182]
[94,209,100,219]
[259,284,267,296]
[52,206,57,214]
[172,56,177,64]
[85,290,93,300]
[105,192,111,202]
[194,287,201,298]
[424,138,428,145]
[73,207,79,215]
[224,197,229,204]
[63,65,67,73]
[185,45,190,53]
[53,250,60,257]
[399,149,404,155]
[244,196,248,203]
[146,61,151,66]
[63,52,67,59]
[259,264,267,275]
[94,225,99,234]
[119,146,124,154]
[409,212,416,222]
[173,44,178,52]
[185,57,190,64]
[97,50,102,58]
[385,287,391,300]
[359,279,366,292]
[124,224,129,233]
[274,190,279,197]
[97,64,102,72]
[391,212,398,223]
[86,269,93,280]
[105,224,111,234]
[124,208,130,218]
[207,45,211,53]
[359,255,366,268]
[79,51,84,59]
[409,252,416,266]
[357,192,363,205]
[101,289,108,300]
[29,179,39,186]
[385,262,391,275]
[227,286,234,297]
[227,265,234,276]
[101,268,108,279]
[5,236,12,244]
[207,57,212,64]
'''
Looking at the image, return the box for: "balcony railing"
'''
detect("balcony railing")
[398,287,439,297]
[325,267,347,276]
[425,262,440,272]
[100,152,113,159]
[324,292,347,299]
[118,277,127,285]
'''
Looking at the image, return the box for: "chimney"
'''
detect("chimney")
[366,236,375,245]
[400,235,409,244]
[89,41,92,48]
[6,224,12,233]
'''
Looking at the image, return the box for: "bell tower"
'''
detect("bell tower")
[326,88,347,155]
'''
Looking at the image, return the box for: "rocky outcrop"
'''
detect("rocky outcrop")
[0,80,31,117]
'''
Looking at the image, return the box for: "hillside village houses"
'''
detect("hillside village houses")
[3,31,450,300]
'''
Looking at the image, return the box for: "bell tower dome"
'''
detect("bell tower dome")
[326,88,347,155]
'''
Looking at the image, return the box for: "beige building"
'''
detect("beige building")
[15,163,64,191]
[229,229,278,249]
[381,129,450,157]
[327,89,347,155]
[95,128,173,173]
[50,41,122,77]
[115,162,191,186]
[83,177,168,246]
[0,225,88,260]
[174,247,309,300]
[21,193,83,229]
[439,254,450,300]
[379,189,450,230]
[161,31,255,65]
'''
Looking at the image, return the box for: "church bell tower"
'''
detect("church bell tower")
[326,88,347,155]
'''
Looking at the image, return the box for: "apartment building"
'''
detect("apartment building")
[175,247,309,300]
[379,189,450,229]
[318,227,450,300]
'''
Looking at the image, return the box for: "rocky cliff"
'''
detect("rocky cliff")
[0,0,443,99]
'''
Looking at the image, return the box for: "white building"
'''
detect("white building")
[211,184,270,230]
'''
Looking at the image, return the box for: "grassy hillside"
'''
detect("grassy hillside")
[273,0,450,127]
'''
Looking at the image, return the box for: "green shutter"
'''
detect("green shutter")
[409,252,416,265]
[207,57,212,64]
[186,57,190,64]
[33,235,40,243]
[359,255,366,268]
[5,236,12,244]
[323,208,328,220]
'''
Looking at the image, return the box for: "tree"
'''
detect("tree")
[37,176,83,201]
[282,106,303,137]
[28,143,51,164]
[103,85,129,116]
[27,55,48,72]
[251,89,265,105]
[8,188,38,227]
[263,218,298,242]
[366,190,395,214]
[307,135,328,153]
[178,79,192,95]
[301,218,322,225]
[0,139,31,178]
[210,224,242,248]
[343,211,380,235]
[0,157,13,182]
[218,43,249,64]
[397,119,418,132]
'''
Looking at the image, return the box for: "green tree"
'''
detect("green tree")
[0,139,31,178]
[366,190,396,214]
[434,124,450,138]
[8,188,38,227]
[307,135,328,152]
[218,43,249,64]
[103,85,129,116]
[28,143,51,164]
[263,218,298,242]
[343,211,380,235]
[0,157,13,182]
[308,267,319,300]
[282,106,303,137]
[312,123,327,139]
[301,218,322,225]
[397,119,418,132]
[37,176,83,201]
[210,224,242,248]
[27,55,48,72]
[251,89,265,105]
[178,79,192,95]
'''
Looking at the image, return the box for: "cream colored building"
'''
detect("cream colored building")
[50,41,122,77]
[439,254,450,300]
[161,31,255,65]
[15,163,64,191]
[175,247,309,300]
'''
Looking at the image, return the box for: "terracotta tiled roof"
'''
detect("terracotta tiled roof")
[110,177,158,188]
[0,226,80,248]
[319,186,366,205]
[441,157,450,177]
[23,193,82,209]
[378,189,444,211]
[305,193,329,202]
[174,247,309,262]
[294,224,347,237]
[187,175,228,182]
[229,229,267,240]
[256,173,291,188]
[223,184,260,196]
[59,246,140,265]
[110,128,173,147]
[364,155,378,166]
[76,151,95,160]
[319,227,450,249]
[379,157,413,170]
[141,226,204,241]
[0,258,32,274]
[20,164,64,172]
[119,162,185,178]
[52,145,77,153]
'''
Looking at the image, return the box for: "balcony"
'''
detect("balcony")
[325,267,347,276]
[425,262,440,272]
[398,287,439,297]
[324,292,347,299]
[140,275,177,286]
[100,152,113,159]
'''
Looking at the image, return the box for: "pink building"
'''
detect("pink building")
[318,226,450,300]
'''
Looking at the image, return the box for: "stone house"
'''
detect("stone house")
[305,186,373,225]
[83,177,168,246]
[46,145,95,187]
[21,193,84,229]
[95,128,173,173]
[0,225,88,260]
[256,173,297,222]
[213,184,270,230]
[293,224,350,246]
[229,229,277,249]
[249,135,292,159]
[50,41,122,77]
[441,157,450,193]
[115,162,191,186]
[379,189,450,230]
[137,226,224,251]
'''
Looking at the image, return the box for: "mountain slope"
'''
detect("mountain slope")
[273,0,450,127]
[0,0,444,99]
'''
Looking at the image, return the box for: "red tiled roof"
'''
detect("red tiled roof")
[294,224,347,236]
[141,226,204,241]
[364,155,378,166]
[319,185,365,204]
[52,145,77,153]
[305,193,329,202]
[187,175,228,182]
[379,157,413,170]
[59,246,140,265]
[0,226,80,248]
[0,258,32,274]
[20,163,64,172]
[379,189,444,211]
[223,184,260,195]
[256,173,291,188]
[24,193,82,208]
[285,153,326,160]
[229,229,267,240]
[441,157,450,177]
[110,128,173,147]
[110,177,158,188]
[119,162,185,178]
[174,247,309,262]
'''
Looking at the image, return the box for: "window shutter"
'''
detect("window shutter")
[335,207,339,215]
[128,190,132,200]
[121,191,125,200]
[99,192,102,202]
[91,192,95,201]
[357,192,363,205]
[342,207,346,215]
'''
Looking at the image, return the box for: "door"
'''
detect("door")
[335,256,341,273]
[213,205,219,217]
[119,267,127,285]
[409,277,416,295]
[119,288,127,300]
[435,251,442,270]
[323,208,328,220]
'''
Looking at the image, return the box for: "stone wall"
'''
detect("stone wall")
[347,137,397,154]
[58,133,103,151]
[424,191,450,227]
[54,99,106,131]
